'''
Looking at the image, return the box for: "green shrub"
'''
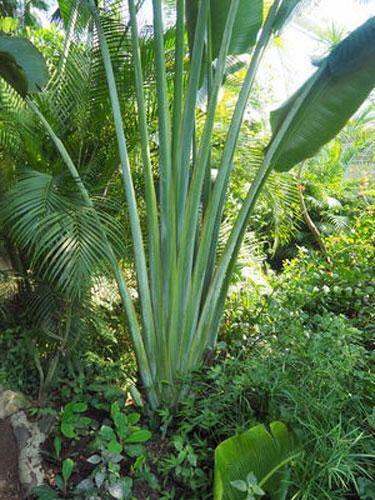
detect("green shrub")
[224,211,375,344]
[155,311,373,499]
[0,327,40,394]
[272,210,374,335]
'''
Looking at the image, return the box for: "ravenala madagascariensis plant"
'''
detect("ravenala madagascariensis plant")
[1,1,374,409]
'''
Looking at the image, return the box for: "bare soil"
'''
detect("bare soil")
[0,418,23,500]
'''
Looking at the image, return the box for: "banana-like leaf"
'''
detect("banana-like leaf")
[0,36,49,96]
[214,422,298,500]
[186,0,263,59]
[269,17,375,172]
[210,0,263,59]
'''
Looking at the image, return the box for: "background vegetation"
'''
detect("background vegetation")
[0,1,374,499]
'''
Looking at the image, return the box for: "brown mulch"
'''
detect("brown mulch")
[0,418,23,500]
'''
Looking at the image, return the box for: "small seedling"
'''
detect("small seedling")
[231,472,265,500]
[55,458,75,497]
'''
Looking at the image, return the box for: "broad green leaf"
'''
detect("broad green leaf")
[269,17,375,172]
[125,429,152,443]
[108,439,123,454]
[62,458,75,483]
[110,454,124,464]
[61,422,75,439]
[126,444,145,457]
[114,415,129,438]
[31,484,59,500]
[63,401,84,415]
[55,475,64,492]
[99,425,117,442]
[120,477,133,497]
[75,478,94,493]
[111,402,129,438]
[214,422,298,500]
[72,402,87,413]
[127,412,141,425]
[78,416,92,427]
[133,454,146,470]
[186,0,263,60]
[94,470,106,488]
[0,35,49,95]
[210,0,263,59]
[230,480,247,492]
[110,401,121,419]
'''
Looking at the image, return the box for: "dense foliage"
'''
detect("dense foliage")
[153,213,374,499]
[0,1,374,499]
[1,209,374,499]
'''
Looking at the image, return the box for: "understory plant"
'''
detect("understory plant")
[153,313,374,498]
[75,402,152,498]
[214,421,299,500]
[1,1,374,409]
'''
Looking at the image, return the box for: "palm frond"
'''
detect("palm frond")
[325,212,349,231]
[218,219,265,284]
[262,172,302,248]
[23,281,66,331]
[1,170,125,299]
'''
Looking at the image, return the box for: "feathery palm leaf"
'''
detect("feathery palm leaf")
[1,170,125,299]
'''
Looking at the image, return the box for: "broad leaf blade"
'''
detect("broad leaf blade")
[210,0,263,59]
[214,422,297,500]
[0,36,49,95]
[269,17,375,172]
[186,0,263,59]
[62,458,75,483]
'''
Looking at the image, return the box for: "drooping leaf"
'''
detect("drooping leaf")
[186,0,263,60]
[214,422,298,500]
[269,17,375,172]
[1,170,124,300]
[0,36,49,95]
[210,0,263,59]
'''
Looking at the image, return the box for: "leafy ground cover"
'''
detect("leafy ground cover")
[1,211,373,499]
